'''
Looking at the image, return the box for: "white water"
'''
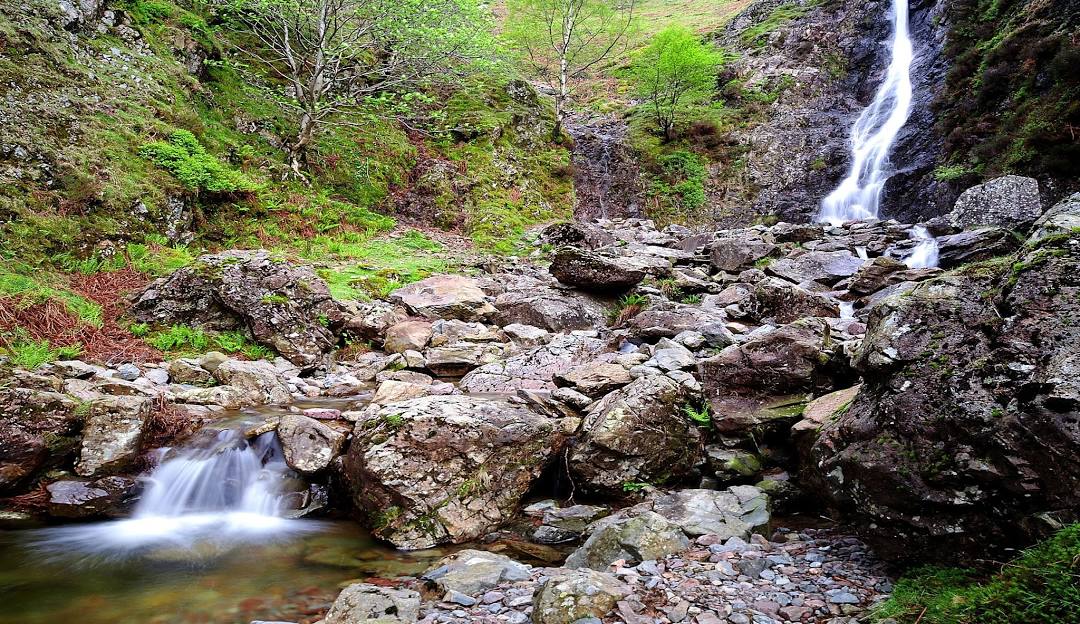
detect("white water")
[839,301,856,320]
[904,225,940,268]
[31,430,317,559]
[818,0,915,225]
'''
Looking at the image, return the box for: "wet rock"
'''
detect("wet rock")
[934,227,1020,269]
[532,569,630,624]
[323,583,421,624]
[568,376,700,495]
[766,250,864,286]
[565,511,690,570]
[847,256,908,296]
[0,388,82,491]
[45,476,136,518]
[75,395,152,477]
[1029,192,1080,244]
[383,320,433,354]
[343,395,572,549]
[459,334,605,393]
[423,549,531,596]
[554,361,631,398]
[706,447,764,482]
[710,237,778,273]
[549,248,646,292]
[131,250,347,368]
[389,275,496,322]
[212,359,292,405]
[947,175,1042,229]
[277,414,346,474]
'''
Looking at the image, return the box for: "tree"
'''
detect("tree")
[225,0,491,179]
[506,0,637,139]
[632,26,722,141]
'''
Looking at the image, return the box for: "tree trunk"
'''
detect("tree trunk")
[287,112,316,182]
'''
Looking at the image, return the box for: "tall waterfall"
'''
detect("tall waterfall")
[31,430,315,559]
[818,0,915,225]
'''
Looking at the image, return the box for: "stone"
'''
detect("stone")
[847,257,908,296]
[543,505,609,533]
[343,395,572,549]
[0,388,83,491]
[934,227,1020,269]
[948,175,1042,229]
[75,395,152,477]
[167,358,214,385]
[371,380,430,405]
[554,361,632,398]
[503,323,552,346]
[277,414,346,474]
[564,511,690,570]
[132,250,347,368]
[1029,192,1080,244]
[322,583,421,623]
[628,305,731,343]
[549,248,647,292]
[647,487,770,539]
[552,387,594,410]
[423,343,505,377]
[766,250,864,286]
[495,292,607,332]
[429,320,501,345]
[791,385,861,441]
[212,359,292,405]
[115,363,141,381]
[343,301,409,345]
[422,549,531,596]
[706,447,764,481]
[710,237,778,273]
[459,334,605,393]
[568,376,701,495]
[383,320,433,354]
[389,275,496,321]
[647,344,697,371]
[532,569,630,624]
[45,476,135,518]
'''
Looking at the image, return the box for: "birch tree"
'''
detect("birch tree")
[225,0,491,179]
[632,26,722,141]
[506,0,637,139]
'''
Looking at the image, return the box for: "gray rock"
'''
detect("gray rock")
[710,237,778,273]
[0,388,82,491]
[322,583,421,623]
[423,549,531,596]
[766,250,864,286]
[549,248,647,292]
[389,275,496,321]
[554,361,632,398]
[503,323,552,346]
[212,359,292,405]
[565,511,690,570]
[383,320,433,354]
[532,569,630,624]
[75,395,152,477]
[45,476,136,518]
[277,414,346,474]
[1029,192,1080,244]
[115,363,141,381]
[459,334,605,393]
[948,175,1042,229]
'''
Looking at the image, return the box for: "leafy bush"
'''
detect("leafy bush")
[650,150,707,219]
[609,292,649,326]
[1,332,82,369]
[140,130,256,193]
[873,524,1080,623]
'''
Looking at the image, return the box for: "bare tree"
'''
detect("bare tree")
[226,0,490,179]
[506,0,637,139]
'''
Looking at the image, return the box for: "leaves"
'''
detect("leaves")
[632,25,723,139]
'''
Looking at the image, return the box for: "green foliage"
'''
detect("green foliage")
[140,130,257,193]
[128,322,151,337]
[740,2,819,49]
[622,481,651,493]
[872,524,1080,623]
[684,402,711,427]
[609,292,650,325]
[649,150,708,222]
[147,324,275,358]
[1,331,82,369]
[0,264,103,327]
[632,26,724,140]
[933,164,973,182]
[314,231,448,301]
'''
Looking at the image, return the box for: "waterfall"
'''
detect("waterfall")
[904,225,940,268]
[818,0,915,225]
[30,429,316,559]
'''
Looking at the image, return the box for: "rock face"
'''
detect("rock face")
[343,395,573,549]
[766,250,864,286]
[947,175,1042,229]
[548,248,646,291]
[0,388,82,491]
[389,275,496,322]
[459,334,605,393]
[75,396,152,477]
[568,376,701,494]
[812,232,1080,562]
[322,583,421,624]
[132,250,346,368]
[1029,192,1080,244]
[531,568,630,624]
[277,414,346,474]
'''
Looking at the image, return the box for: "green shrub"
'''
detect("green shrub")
[684,403,711,427]
[873,524,1080,623]
[148,324,210,352]
[1,332,82,369]
[140,130,256,193]
[650,150,708,221]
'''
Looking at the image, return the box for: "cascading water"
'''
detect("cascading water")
[31,429,316,559]
[818,0,915,225]
[904,225,940,268]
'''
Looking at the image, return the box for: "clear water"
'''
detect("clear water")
[0,521,443,624]
[818,0,915,225]
[904,225,940,269]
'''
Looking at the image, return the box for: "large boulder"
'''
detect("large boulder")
[532,569,630,624]
[389,275,496,321]
[947,175,1042,230]
[212,359,292,405]
[647,487,770,539]
[458,334,605,393]
[710,237,778,273]
[132,250,346,368]
[749,277,838,322]
[568,375,701,494]
[699,319,842,433]
[766,250,864,286]
[548,248,647,291]
[382,320,432,354]
[422,549,531,597]
[0,388,83,491]
[935,227,1020,269]
[1029,192,1080,244]
[627,305,732,344]
[564,511,689,570]
[75,395,152,477]
[493,290,607,332]
[45,476,136,519]
[277,414,346,474]
[553,361,632,398]
[811,232,1080,562]
[322,583,421,624]
[343,395,575,549]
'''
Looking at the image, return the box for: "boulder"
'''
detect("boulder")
[811,232,1080,562]
[422,549,531,596]
[382,320,433,354]
[568,376,701,494]
[0,388,82,491]
[935,227,1020,269]
[75,395,152,477]
[548,248,646,291]
[502,323,552,346]
[749,277,838,322]
[540,221,616,249]
[459,334,605,393]
[131,250,347,368]
[277,414,346,474]
[423,343,505,377]
[628,305,732,345]
[494,291,607,332]
[1029,192,1080,244]
[699,319,841,433]
[167,359,214,385]
[45,476,136,518]
[705,447,764,482]
[531,569,630,624]
[766,250,864,286]
[564,511,689,570]
[428,320,501,346]
[947,175,1042,229]
[710,237,778,273]
[646,487,770,539]
[212,359,292,405]
[322,583,421,624]
[342,301,409,345]
[847,256,908,296]
[553,361,631,398]
[389,275,496,321]
[371,380,431,405]
[343,395,573,549]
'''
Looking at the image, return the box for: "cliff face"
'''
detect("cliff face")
[717,0,954,225]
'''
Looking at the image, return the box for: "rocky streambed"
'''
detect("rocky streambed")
[1,180,1077,623]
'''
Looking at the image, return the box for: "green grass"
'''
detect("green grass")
[872,524,1080,623]
[0,264,103,327]
[740,1,821,49]
[146,324,274,359]
[140,129,257,193]
[1,332,83,368]
[313,230,450,301]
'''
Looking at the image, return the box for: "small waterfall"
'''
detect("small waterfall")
[904,225,939,268]
[818,0,915,225]
[30,429,315,559]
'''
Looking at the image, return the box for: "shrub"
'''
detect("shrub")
[140,130,256,194]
